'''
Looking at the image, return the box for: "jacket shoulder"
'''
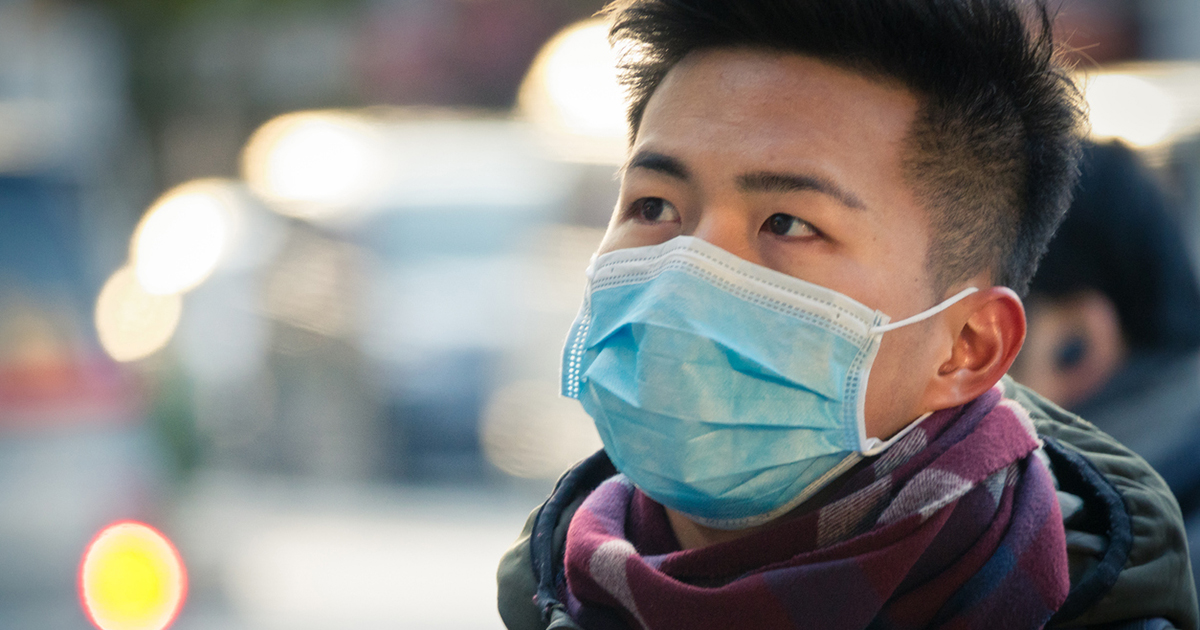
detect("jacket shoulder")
[498,451,618,629]
[498,507,547,630]
[1003,376,1198,630]
[497,486,592,630]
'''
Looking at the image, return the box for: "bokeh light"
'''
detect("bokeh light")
[95,266,182,363]
[1085,73,1178,147]
[132,180,237,296]
[517,18,628,164]
[242,111,380,219]
[79,521,187,630]
[480,379,602,479]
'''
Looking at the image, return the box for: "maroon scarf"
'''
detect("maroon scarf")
[562,386,1069,629]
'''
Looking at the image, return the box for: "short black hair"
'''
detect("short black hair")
[605,0,1086,294]
[1030,141,1200,352]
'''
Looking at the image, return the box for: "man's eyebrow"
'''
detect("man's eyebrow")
[624,151,691,181]
[738,172,866,210]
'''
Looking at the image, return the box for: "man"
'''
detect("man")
[1013,140,1200,592]
[498,1,1197,628]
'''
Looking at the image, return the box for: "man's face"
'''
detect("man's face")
[598,48,954,440]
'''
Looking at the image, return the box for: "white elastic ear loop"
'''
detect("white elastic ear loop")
[861,411,934,456]
[869,287,980,334]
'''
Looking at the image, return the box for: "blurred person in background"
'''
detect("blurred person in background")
[498,1,1196,629]
[1013,139,1200,587]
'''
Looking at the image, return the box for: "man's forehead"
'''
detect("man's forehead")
[635,49,918,152]
[648,49,915,116]
[628,48,921,214]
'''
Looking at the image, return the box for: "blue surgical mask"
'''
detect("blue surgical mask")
[561,236,977,530]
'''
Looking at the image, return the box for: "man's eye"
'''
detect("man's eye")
[630,198,680,223]
[764,213,819,238]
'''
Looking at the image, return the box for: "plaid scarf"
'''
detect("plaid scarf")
[562,386,1069,630]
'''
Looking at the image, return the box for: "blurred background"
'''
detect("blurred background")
[1,0,1198,628]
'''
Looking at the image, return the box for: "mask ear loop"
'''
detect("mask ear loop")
[584,253,599,280]
[869,287,980,334]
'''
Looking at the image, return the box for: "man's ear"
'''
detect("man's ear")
[921,286,1026,410]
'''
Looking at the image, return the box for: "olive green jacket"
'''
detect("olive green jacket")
[497,379,1199,629]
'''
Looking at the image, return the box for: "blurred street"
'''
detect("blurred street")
[169,473,547,630]
[3,463,548,630]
